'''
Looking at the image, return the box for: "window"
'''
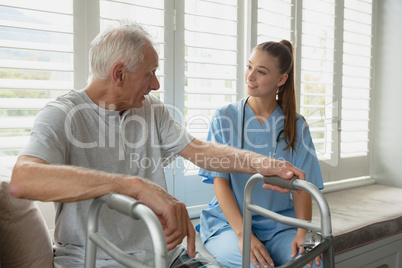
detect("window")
[0,0,73,169]
[173,0,242,216]
[256,0,293,43]
[99,0,166,102]
[299,0,336,164]
[0,0,375,213]
[0,0,242,214]
[256,0,374,181]
[341,0,372,158]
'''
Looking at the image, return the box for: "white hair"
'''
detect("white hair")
[88,21,154,82]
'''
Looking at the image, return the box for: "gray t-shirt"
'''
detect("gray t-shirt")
[20,89,194,267]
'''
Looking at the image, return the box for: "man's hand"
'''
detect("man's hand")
[257,158,305,193]
[133,179,196,258]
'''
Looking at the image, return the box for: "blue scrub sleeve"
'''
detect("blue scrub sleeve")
[293,119,324,189]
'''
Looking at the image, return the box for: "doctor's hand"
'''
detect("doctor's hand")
[291,231,321,268]
[256,158,305,194]
[239,234,274,268]
[129,177,196,258]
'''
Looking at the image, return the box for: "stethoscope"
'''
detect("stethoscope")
[240,96,291,159]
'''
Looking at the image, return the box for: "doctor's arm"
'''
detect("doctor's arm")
[178,138,305,192]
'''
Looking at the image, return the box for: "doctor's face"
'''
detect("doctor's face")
[245,49,287,100]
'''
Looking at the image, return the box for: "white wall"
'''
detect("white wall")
[372,0,402,187]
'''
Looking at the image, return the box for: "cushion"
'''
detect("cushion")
[0,177,53,268]
[312,184,402,254]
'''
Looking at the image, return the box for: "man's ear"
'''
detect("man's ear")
[277,73,288,87]
[111,62,125,86]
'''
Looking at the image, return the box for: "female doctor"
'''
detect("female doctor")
[198,40,323,268]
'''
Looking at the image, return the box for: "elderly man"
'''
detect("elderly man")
[9,22,304,267]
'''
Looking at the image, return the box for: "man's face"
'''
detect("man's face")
[118,44,160,110]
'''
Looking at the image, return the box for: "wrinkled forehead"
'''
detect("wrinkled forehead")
[143,43,159,69]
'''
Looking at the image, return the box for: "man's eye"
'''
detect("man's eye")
[149,70,156,78]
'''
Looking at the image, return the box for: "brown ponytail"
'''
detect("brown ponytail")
[254,40,297,150]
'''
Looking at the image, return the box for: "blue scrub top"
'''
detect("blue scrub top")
[198,99,324,243]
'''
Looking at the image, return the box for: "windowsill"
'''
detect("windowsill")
[321,176,376,194]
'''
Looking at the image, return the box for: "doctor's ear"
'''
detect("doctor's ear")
[277,73,288,87]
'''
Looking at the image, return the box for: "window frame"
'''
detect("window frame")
[251,0,374,182]
[0,0,376,213]
[171,0,247,217]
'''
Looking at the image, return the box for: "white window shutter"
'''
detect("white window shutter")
[299,0,336,161]
[0,0,74,168]
[100,0,166,101]
[255,0,374,181]
[184,0,238,142]
[341,0,373,158]
[180,0,239,175]
[257,0,293,43]
[173,0,241,216]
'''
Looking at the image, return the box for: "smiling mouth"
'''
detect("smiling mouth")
[247,83,257,88]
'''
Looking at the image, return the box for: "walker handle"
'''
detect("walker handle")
[263,176,298,190]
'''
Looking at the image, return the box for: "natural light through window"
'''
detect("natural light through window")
[182,0,238,175]
[100,0,166,102]
[0,0,73,168]
[299,0,335,161]
[0,0,375,190]
[341,0,372,158]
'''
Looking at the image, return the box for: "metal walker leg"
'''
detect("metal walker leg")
[242,174,334,268]
[84,193,168,268]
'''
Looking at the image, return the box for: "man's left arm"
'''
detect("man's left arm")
[178,138,305,193]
